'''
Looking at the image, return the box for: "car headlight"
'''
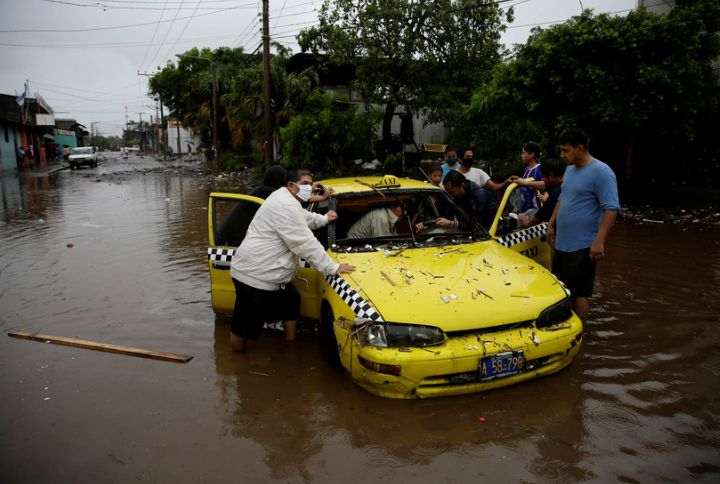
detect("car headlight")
[362,322,445,348]
[536,298,573,328]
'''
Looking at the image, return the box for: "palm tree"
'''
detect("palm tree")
[221,51,318,157]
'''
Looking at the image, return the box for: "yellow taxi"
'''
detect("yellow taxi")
[208,175,582,399]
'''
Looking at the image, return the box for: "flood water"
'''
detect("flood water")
[1,153,719,483]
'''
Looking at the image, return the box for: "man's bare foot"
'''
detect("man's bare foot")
[230,332,247,351]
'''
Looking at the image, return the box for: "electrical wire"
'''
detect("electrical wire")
[0,33,241,49]
[137,0,171,73]
[39,0,254,10]
[0,6,242,33]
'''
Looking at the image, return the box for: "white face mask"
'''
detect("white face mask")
[293,182,312,202]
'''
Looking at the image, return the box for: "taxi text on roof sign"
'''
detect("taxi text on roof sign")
[372,175,400,188]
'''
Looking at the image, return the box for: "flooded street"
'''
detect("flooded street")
[1,154,719,483]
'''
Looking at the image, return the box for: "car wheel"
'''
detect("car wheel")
[321,304,341,367]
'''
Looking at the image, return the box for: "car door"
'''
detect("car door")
[488,182,552,269]
[293,197,334,321]
[208,192,264,314]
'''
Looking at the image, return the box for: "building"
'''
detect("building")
[0,93,57,171]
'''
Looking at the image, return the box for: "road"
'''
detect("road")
[1,152,719,482]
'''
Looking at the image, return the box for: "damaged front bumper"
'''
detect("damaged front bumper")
[335,316,583,399]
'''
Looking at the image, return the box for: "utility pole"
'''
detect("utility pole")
[176,118,182,159]
[138,70,167,159]
[262,0,273,168]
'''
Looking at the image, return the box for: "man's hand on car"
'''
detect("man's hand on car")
[336,263,356,275]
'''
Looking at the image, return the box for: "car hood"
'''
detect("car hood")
[331,241,566,331]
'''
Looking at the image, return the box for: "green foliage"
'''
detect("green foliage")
[278,92,382,176]
[148,47,262,158]
[299,0,512,132]
[466,1,720,184]
[217,151,260,173]
[92,135,122,151]
[221,49,319,153]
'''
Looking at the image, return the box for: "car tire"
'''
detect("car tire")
[321,304,341,367]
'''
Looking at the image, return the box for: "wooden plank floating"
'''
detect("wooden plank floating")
[8,331,193,363]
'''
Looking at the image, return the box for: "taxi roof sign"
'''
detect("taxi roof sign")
[372,175,401,188]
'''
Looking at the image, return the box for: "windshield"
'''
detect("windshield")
[71,148,93,155]
[330,188,490,253]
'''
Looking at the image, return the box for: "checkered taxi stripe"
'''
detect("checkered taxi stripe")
[325,275,384,322]
[208,247,234,267]
[497,222,548,248]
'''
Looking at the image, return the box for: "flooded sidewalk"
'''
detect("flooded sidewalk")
[1,154,719,482]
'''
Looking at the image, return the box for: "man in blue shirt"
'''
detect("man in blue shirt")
[547,128,620,324]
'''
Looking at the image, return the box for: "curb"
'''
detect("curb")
[47,165,69,175]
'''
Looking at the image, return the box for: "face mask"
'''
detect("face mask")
[447,156,458,165]
[293,182,312,202]
[462,157,474,167]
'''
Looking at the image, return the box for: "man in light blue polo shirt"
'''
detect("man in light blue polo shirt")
[547,128,620,324]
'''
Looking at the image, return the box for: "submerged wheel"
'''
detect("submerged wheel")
[321,304,341,367]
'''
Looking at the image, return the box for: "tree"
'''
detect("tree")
[220,47,319,159]
[148,47,261,159]
[466,1,720,186]
[299,0,512,157]
[279,91,381,175]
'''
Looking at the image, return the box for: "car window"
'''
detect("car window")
[213,198,261,247]
[330,189,488,252]
[308,199,330,249]
[71,148,92,154]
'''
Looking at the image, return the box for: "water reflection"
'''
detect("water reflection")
[211,317,591,481]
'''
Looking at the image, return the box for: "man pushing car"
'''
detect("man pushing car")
[229,168,355,351]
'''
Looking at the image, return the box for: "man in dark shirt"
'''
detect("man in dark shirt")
[439,170,497,229]
[518,157,565,227]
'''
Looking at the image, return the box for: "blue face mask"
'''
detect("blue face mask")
[447,156,458,165]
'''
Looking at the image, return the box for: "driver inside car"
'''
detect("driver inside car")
[346,202,404,239]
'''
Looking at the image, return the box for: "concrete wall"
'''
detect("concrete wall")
[53,133,77,150]
[0,122,22,171]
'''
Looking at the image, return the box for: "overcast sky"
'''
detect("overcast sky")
[0,0,637,137]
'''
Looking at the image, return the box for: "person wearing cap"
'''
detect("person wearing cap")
[229,168,355,351]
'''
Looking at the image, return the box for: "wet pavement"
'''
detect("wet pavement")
[1,153,719,482]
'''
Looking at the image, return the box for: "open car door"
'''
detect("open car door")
[292,197,334,322]
[208,192,264,314]
[489,182,552,269]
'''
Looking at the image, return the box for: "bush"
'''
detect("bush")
[278,92,381,177]
[218,151,261,173]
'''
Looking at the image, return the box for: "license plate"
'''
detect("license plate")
[479,351,525,381]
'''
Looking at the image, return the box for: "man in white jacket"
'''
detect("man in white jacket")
[230,169,355,351]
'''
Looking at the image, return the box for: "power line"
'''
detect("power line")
[137,0,171,73]
[156,0,206,69]
[39,0,255,10]
[0,6,242,33]
[0,32,243,49]
[143,2,188,72]
[272,0,289,30]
